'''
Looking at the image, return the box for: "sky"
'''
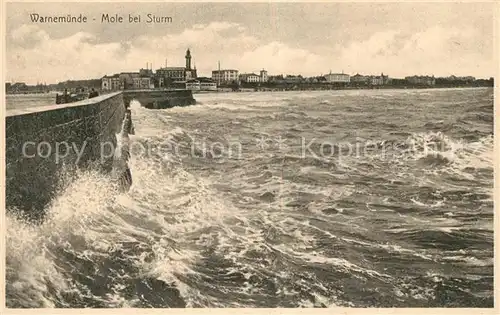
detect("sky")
[5,2,496,84]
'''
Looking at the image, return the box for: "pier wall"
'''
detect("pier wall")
[6,89,196,221]
[123,89,196,109]
[6,92,126,221]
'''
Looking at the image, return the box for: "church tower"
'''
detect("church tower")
[185,48,192,70]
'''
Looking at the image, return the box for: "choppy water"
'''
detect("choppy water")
[6,88,494,307]
[6,93,58,110]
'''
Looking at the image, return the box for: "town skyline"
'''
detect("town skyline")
[6,2,495,85]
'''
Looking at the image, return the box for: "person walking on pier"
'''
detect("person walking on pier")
[89,88,99,98]
[63,88,69,103]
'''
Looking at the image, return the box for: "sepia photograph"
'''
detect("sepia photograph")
[3,0,497,310]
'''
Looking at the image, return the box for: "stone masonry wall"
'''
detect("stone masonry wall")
[123,89,196,109]
[6,92,126,221]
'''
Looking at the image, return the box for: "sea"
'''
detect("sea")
[5,92,59,110]
[5,88,494,308]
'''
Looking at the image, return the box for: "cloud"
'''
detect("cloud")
[6,22,260,83]
[6,22,494,84]
[8,27,125,83]
[235,42,329,75]
[10,24,50,49]
[6,21,333,83]
[335,26,492,77]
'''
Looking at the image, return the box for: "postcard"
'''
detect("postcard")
[2,0,497,311]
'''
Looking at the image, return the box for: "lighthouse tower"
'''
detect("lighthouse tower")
[185,48,192,70]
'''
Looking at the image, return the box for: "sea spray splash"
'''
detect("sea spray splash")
[129,99,142,111]
[6,170,122,307]
[6,160,223,307]
[111,109,134,191]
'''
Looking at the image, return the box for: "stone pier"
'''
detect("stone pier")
[123,89,196,109]
[6,89,196,221]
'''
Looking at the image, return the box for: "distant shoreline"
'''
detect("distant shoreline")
[193,85,493,94]
[6,85,492,96]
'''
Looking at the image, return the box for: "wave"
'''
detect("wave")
[6,148,240,307]
[390,228,493,251]
[6,170,123,307]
